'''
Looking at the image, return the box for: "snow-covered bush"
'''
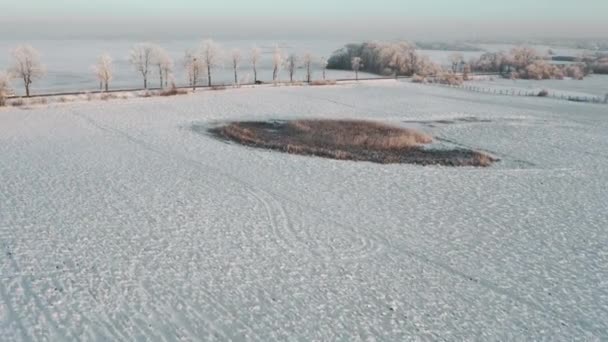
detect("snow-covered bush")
[327,41,441,77]
[434,71,463,85]
[0,71,11,106]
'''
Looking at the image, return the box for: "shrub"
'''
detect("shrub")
[327,41,441,77]
[9,98,25,107]
[0,72,11,107]
[310,80,337,86]
[160,88,188,96]
[435,71,463,85]
[411,74,426,83]
[538,89,549,97]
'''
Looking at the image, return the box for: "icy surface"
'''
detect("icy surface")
[1,81,607,340]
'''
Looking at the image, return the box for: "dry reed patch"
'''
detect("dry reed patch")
[210,119,496,167]
[310,80,338,86]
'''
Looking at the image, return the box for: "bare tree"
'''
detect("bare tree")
[0,71,11,106]
[351,57,363,80]
[184,50,205,91]
[302,52,314,83]
[231,49,242,85]
[92,53,113,92]
[449,53,464,72]
[200,39,222,86]
[272,45,284,81]
[129,43,155,89]
[250,46,261,83]
[321,57,328,80]
[287,54,298,82]
[9,45,45,97]
[152,45,173,88]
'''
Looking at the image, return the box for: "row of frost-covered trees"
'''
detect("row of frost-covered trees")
[328,41,608,81]
[0,40,333,99]
[3,40,608,102]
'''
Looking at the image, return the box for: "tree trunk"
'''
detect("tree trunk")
[234,66,238,85]
[273,67,277,81]
[307,65,311,83]
[207,65,212,86]
[323,69,326,80]
[253,65,257,82]
[159,65,163,89]
[105,82,109,92]
[355,70,359,81]
[144,78,147,89]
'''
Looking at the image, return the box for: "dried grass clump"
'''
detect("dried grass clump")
[435,72,464,85]
[210,119,496,167]
[288,120,432,149]
[8,98,25,107]
[310,80,337,86]
[411,74,427,83]
[210,85,227,91]
[160,88,189,96]
[537,89,549,97]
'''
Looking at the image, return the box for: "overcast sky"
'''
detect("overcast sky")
[0,0,606,40]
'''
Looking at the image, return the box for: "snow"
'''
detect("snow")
[1,81,607,340]
[469,74,608,99]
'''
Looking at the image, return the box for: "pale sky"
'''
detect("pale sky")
[0,0,606,39]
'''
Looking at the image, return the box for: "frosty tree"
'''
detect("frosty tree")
[287,54,298,82]
[92,53,113,92]
[321,57,328,80]
[231,49,242,85]
[152,46,173,88]
[129,43,155,89]
[272,45,284,81]
[0,71,11,106]
[351,57,363,80]
[184,50,205,91]
[511,46,539,71]
[200,39,222,86]
[449,53,464,72]
[250,46,261,83]
[302,52,314,83]
[9,45,45,97]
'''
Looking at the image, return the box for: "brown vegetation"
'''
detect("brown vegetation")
[159,88,189,96]
[309,80,337,86]
[210,119,496,167]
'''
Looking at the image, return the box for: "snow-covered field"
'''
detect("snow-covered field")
[1,80,607,340]
[469,74,608,99]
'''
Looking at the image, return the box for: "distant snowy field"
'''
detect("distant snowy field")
[1,81,607,340]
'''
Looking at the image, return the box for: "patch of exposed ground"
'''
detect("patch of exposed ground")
[208,119,497,167]
[403,116,494,128]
